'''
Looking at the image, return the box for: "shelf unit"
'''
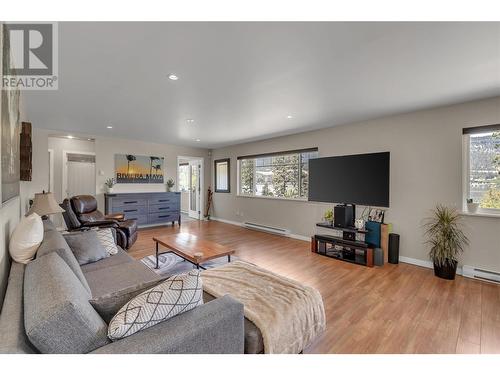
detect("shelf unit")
[316,222,369,233]
[312,223,374,267]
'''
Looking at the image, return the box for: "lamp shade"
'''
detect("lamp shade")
[27,192,65,217]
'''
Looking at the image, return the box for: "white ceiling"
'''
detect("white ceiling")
[24,22,500,149]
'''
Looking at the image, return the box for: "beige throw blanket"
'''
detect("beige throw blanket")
[201,261,326,354]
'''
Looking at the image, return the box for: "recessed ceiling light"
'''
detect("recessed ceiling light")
[67,135,74,139]
[195,139,201,142]
[168,74,179,81]
[186,119,195,124]
[87,138,92,141]
[107,126,113,129]
[286,115,293,119]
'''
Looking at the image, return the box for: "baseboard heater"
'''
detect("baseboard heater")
[243,222,291,237]
[462,265,500,284]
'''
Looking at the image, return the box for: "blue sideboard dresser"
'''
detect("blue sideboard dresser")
[104,192,181,227]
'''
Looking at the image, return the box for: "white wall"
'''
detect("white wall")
[211,96,500,272]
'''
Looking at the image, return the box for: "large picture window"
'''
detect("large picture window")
[237,148,318,200]
[463,125,500,214]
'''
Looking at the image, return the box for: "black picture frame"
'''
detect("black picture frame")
[368,208,385,223]
[214,158,230,193]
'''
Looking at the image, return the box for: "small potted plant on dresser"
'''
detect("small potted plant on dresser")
[166,178,175,192]
[105,178,115,193]
[424,204,469,280]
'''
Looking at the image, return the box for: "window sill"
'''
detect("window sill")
[236,194,309,203]
[460,211,500,219]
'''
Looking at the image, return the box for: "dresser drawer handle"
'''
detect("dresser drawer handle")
[158,215,170,218]
[158,199,169,202]
[124,201,138,204]
[129,218,138,221]
[158,207,170,210]
[124,209,137,213]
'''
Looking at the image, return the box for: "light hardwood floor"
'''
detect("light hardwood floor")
[129,219,500,354]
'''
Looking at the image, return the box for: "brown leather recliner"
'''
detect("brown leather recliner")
[60,195,138,250]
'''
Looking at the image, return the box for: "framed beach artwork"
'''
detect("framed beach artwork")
[114,154,165,184]
[1,24,21,204]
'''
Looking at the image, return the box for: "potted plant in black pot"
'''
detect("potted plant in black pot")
[424,204,469,280]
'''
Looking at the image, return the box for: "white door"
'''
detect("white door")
[188,160,201,219]
[65,154,96,198]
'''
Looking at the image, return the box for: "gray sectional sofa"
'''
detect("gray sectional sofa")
[0,219,244,354]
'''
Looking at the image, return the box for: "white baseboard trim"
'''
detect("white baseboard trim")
[399,256,463,275]
[398,256,433,269]
[210,217,243,227]
[289,233,311,242]
[210,217,310,241]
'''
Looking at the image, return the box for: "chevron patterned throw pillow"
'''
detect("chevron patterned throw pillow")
[108,270,203,340]
[94,228,119,255]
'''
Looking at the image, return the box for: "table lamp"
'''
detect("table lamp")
[27,191,65,219]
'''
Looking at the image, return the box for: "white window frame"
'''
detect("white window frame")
[462,132,500,217]
[236,148,318,202]
[177,163,190,192]
[176,155,204,220]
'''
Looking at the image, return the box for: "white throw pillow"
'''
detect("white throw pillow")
[94,228,119,255]
[108,270,203,340]
[9,213,44,264]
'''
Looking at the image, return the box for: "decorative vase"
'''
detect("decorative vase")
[467,202,479,213]
[354,219,365,230]
[106,187,114,194]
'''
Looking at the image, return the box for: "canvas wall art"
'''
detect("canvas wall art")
[1,25,21,203]
[115,154,164,183]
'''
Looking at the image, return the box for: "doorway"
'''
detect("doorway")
[63,151,96,199]
[177,156,204,220]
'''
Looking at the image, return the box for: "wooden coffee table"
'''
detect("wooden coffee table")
[152,233,235,270]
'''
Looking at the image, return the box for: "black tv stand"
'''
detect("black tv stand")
[311,223,374,267]
[316,222,369,234]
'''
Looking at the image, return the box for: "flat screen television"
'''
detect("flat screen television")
[308,152,390,207]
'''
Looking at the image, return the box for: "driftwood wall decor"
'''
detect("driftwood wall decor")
[20,122,32,181]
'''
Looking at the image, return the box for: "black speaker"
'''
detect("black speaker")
[388,233,400,264]
[334,204,354,228]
